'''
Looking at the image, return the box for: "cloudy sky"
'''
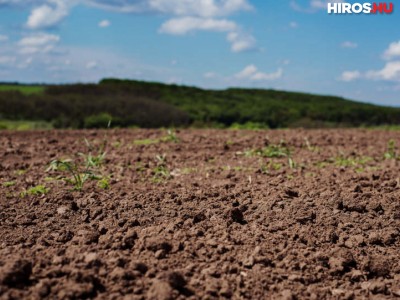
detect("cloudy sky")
[0,0,399,106]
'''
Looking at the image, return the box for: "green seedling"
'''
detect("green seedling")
[288,157,297,169]
[134,129,179,146]
[97,177,110,189]
[334,155,372,168]
[304,138,320,153]
[246,142,291,158]
[384,140,398,159]
[152,154,171,182]
[2,181,16,187]
[47,134,109,190]
[47,159,100,190]
[15,169,27,176]
[260,161,283,174]
[133,138,159,146]
[21,185,49,197]
[81,138,106,167]
[161,129,180,143]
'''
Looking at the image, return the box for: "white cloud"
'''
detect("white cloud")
[383,41,400,60]
[204,72,217,79]
[339,70,361,82]
[226,31,256,53]
[0,35,9,42]
[88,0,252,18]
[86,60,98,69]
[18,33,60,54]
[340,41,400,82]
[26,0,69,29]
[18,33,60,46]
[289,21,298,28]
[341,41,358,49]
[4,0,255,54]
[340,62,400,82]
[160,16,256,53]
[98,19,111,28]
[3,0,252,19]
[291,0,345,12]
[366,61,400,81]
[159,17,237,35]
[235,64,283,81]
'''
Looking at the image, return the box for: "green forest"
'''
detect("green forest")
[0,79,399,129]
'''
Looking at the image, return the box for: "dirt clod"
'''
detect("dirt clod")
[230,208,245,224]
[0,259,32,288]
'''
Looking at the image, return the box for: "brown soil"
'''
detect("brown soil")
[1,129,400,299]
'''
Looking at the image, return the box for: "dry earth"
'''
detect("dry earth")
[1,129,400,299]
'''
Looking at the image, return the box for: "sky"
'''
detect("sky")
[0,0,399,106]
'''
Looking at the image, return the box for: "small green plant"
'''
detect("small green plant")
[47,159,97,190]
[133,138,159,146]
[152,154,171,182]
[288,157,297,169]
[97,177,110,189]
[21,185,49,197]
[333,155,372,168]
[81,138,107,167]
[134,129,179,146]
[161,129,180,143]
[246,142,291,158]
[2,181,16,187]
[384,140,398,159]
[260,161,283,174]
[15,169,27,176]
[304,138,320,153]
[47,135,109,190]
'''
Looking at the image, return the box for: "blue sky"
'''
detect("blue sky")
[0,0,399,106]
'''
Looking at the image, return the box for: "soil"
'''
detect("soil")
[1,129,400,299]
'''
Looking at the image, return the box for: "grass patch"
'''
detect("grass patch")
[15,169,27,176]
[0,120,53,130]
[260,161,283,174]
[133,138,159,146]
[21,185,49,197]
[245,142,291,158]
[0,85,45,95]
[230,122,269,130]
[334,155,373,167]
[2,181,16,187]
[134,129,180,146]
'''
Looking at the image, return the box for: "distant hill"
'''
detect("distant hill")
[0,78,399,129]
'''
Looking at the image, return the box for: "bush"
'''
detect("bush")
[84,113,113,129]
